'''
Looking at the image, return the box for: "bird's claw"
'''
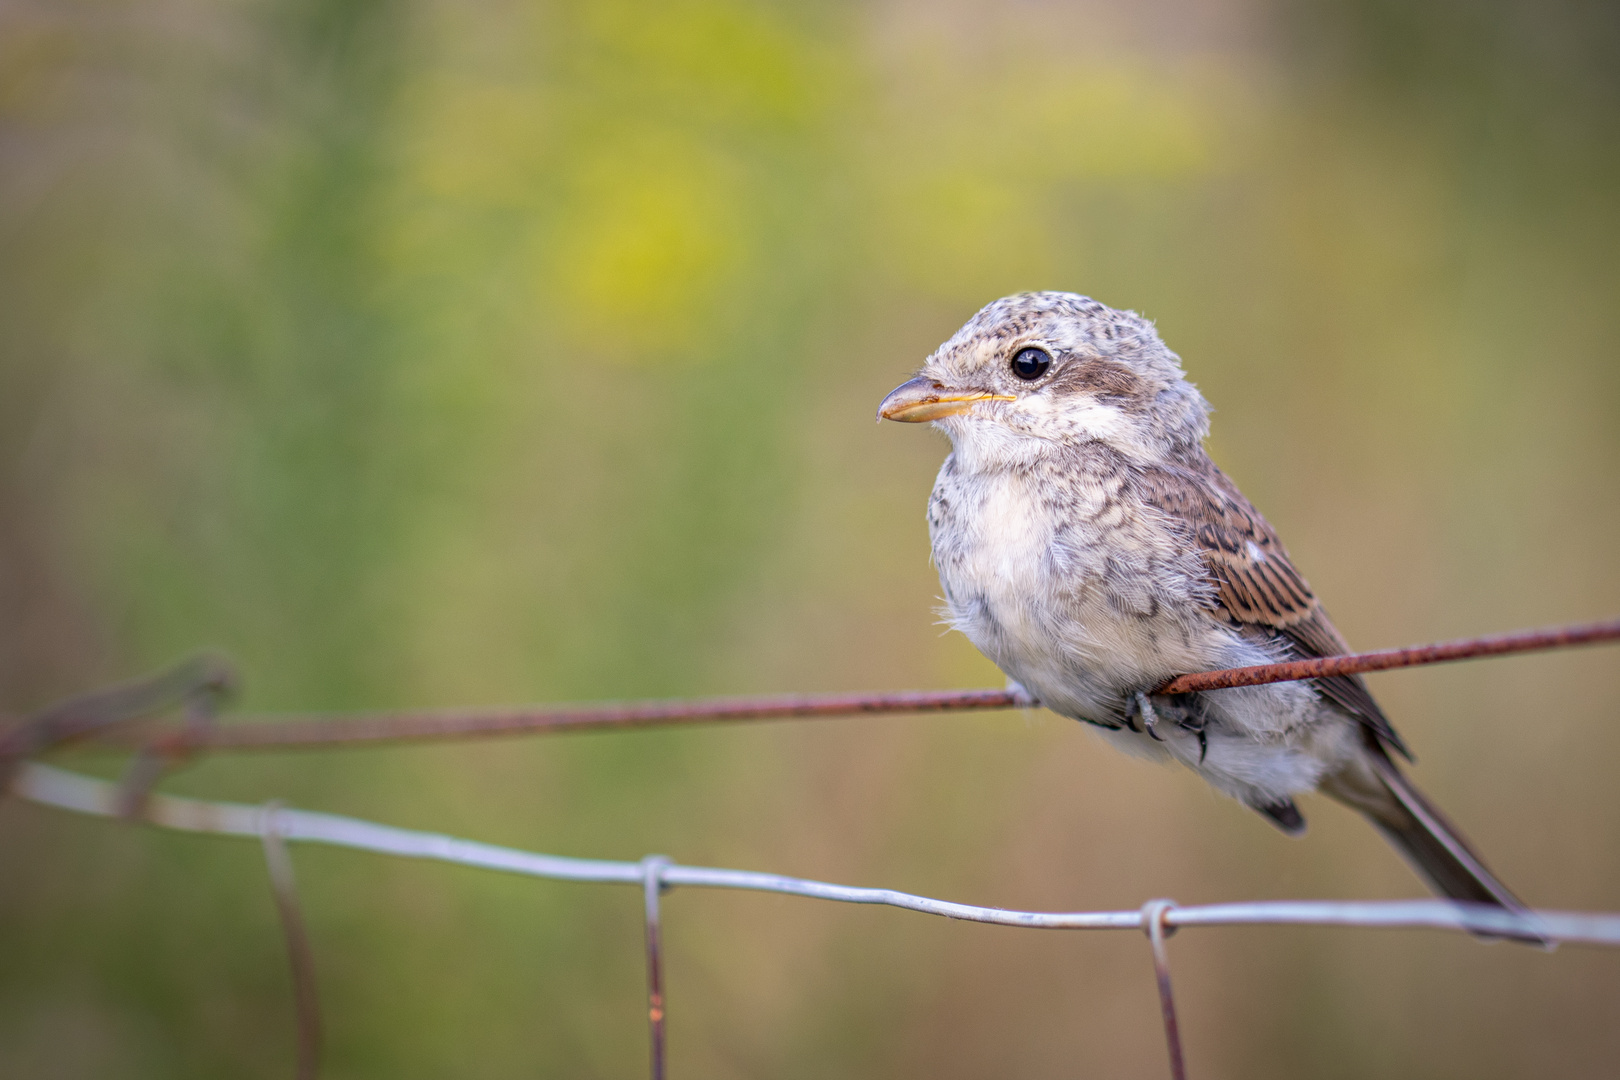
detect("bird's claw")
[1129,690,1210,763]
[1134,691,1166,742]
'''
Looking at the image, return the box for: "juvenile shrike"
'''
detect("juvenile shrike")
[880,291,1524,912]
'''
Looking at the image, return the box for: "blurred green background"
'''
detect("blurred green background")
[3,0,1618,1076]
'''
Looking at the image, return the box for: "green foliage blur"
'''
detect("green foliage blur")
[3,0,1618,1076]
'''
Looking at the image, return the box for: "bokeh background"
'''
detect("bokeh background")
[3,0,1619,1076]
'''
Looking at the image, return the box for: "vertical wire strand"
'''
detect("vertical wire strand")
[1141,899,1185,1080]
[261,802,323,1080]
[642,856,670,1080]
[115,750,171,820]
[118,668,229,819]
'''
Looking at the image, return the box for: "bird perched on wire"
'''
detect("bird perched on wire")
[879,291,1526,914]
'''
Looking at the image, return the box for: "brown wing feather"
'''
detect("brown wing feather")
[1140,461,1409,757]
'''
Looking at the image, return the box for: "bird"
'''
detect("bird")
[878,290,1527,915]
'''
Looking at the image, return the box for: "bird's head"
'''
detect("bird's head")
[878,292,1210,468]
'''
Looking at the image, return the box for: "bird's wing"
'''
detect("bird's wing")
[1139,462,1409,757]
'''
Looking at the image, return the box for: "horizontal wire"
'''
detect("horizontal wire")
[57,617,1618,754]
[78,688,1035,752]
[13,761,1620,946]
[1155,617,1620,695]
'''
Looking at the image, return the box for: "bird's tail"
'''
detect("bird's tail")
[1321,736,1539,940]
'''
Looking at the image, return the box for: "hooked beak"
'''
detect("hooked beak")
[877,376,1015,423]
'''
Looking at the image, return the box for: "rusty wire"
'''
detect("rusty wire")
[0,653,234,781]
[641,856,670,1080]
[98,687,1036,753]
[260,802,323,1080]
[1154,617,1620,695]
[45,617,1620,756]
[1140,899,1184,1080]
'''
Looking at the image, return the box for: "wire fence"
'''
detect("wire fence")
[5,616,1620,1079]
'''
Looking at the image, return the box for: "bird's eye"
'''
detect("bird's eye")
[1010,347,1052,380]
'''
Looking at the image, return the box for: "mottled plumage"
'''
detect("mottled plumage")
[880,291,1525,913]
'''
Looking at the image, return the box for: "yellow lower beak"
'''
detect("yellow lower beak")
[877,376,1014,423]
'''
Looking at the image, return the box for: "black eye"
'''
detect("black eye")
[1010,346,1051,380]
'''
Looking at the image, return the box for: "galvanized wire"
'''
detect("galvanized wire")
[12,758,1620,1080]
[13,760,1620,1080]
[17,761,1614,942]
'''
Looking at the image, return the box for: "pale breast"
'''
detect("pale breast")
[927,449,1230,724]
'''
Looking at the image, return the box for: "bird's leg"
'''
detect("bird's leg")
[1132,691,1211,763]
[1134,691,1166,742]
[1121,693,1143,733]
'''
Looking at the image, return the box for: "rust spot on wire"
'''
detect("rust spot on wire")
[642,856,671,1080]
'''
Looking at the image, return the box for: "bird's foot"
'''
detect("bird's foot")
[1127,690,1210,763]
[1134,691,1166,742]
